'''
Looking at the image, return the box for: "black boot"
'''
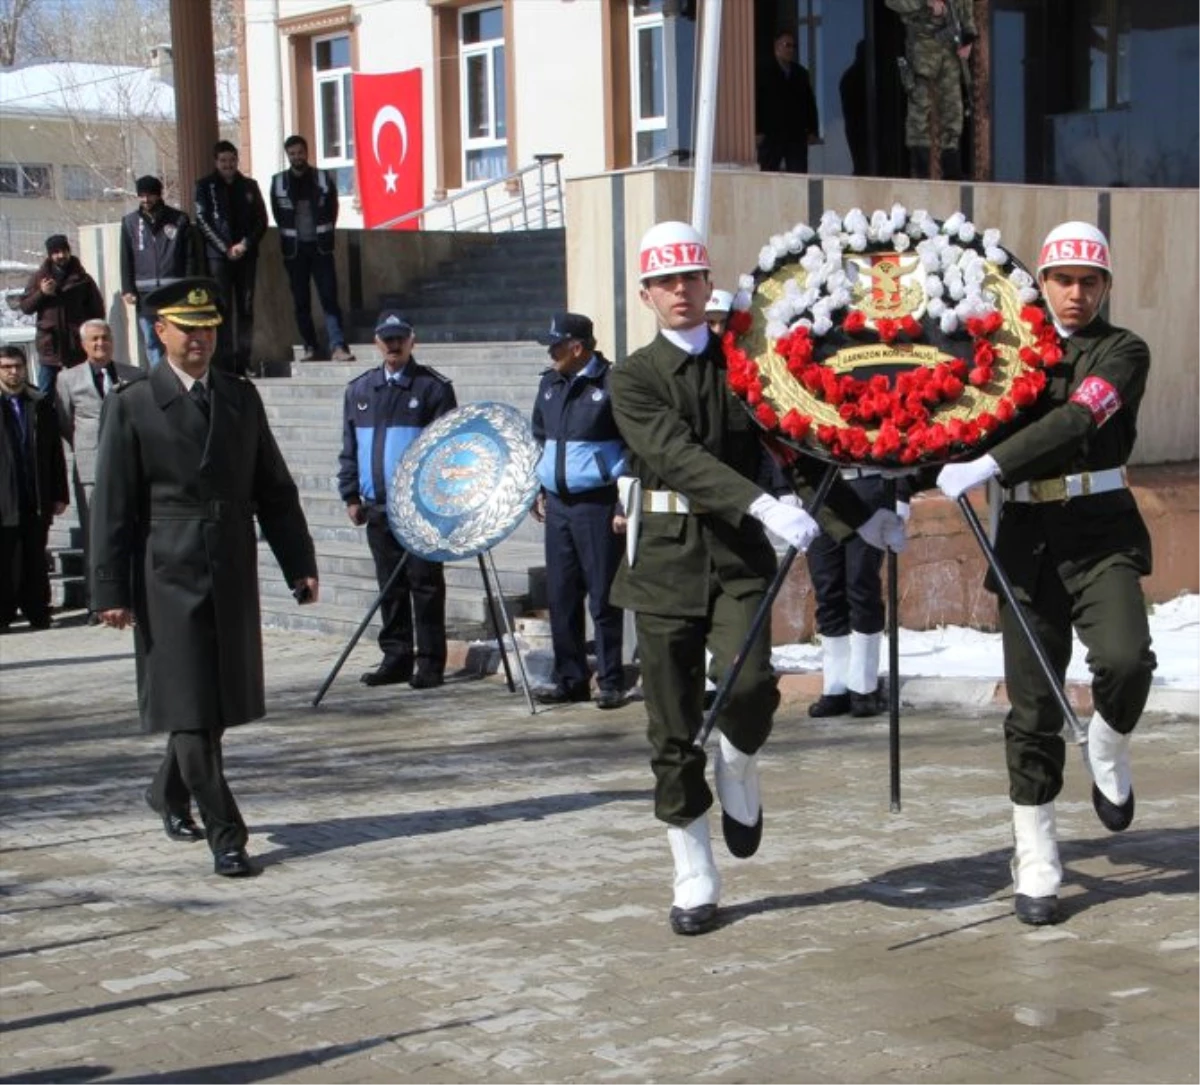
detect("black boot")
[939,147,962,181]
[808,692,852,718]
[909,146,931,179]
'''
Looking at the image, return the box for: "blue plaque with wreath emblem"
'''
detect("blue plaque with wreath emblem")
[388,402,541,562]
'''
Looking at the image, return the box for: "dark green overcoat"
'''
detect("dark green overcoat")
[90,363,317,733]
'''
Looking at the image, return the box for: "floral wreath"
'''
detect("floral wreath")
[722,205,1063,465]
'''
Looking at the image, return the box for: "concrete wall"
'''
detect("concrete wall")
[566,168,1200,466]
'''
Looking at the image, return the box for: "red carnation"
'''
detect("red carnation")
[781,409,812,440]
[974,340,996,367]
[1020,305,1046,331]
[876,318,899,343]
[842,309,867,334]
[746,380,764,406]
[968,366,992,388]
[995,398,1016,422]
[900,314,922,338]
[728,309,752,335]
[754,402,778,429]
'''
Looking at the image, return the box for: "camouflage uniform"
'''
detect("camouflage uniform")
[885,0,975,158]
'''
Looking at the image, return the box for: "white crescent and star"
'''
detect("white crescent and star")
[371,105,409,193]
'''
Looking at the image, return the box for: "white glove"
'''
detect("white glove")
[936,455,1000,500]
[779,492,803,509]
[857,508,907,553]
[748,494,821,551]
[895,500,911,522]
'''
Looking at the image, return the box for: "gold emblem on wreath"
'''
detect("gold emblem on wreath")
[847,252,926,321]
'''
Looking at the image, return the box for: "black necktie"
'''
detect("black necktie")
[189,381,210,419]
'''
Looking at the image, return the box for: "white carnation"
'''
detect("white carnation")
[892,231,911,251]
[982,227,1001,249]
[847,232,868,252]
[733,290,752,310]
[958,221,977,243]
[738,273,756,292]
[1018,286,1039,304]
[812,314,834,336]
[939,310,960,335]
[943,211,966,235]
[843,208,868,234]
[758,246,776,272]
[925,275,944,298]
[984,246,1009,265]
[891,203,908,230]
[765,319,788,340]
[927,296,946,318]
[801,246,825,273]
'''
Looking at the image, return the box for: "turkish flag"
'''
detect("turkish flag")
[352,70,423,230]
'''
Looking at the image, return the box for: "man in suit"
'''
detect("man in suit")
[0,344,68,631]
[91,278,319,878]
[756,29,820,173]
[56,319,140,621]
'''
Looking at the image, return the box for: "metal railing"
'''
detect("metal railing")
[375,154,564,233]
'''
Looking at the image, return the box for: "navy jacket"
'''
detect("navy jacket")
[338,361,458,506]
[531,352,626,497]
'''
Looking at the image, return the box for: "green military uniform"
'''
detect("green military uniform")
[986,317,1155,806]
[885,0,975,157]
[610,332,866,825]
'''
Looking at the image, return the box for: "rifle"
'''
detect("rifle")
[941,0,975,117]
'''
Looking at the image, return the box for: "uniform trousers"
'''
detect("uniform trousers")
[543,489,624,694]
[807,475,888,637]
[284,242,345,352]
[208,255,258,375]
[1000,545,1155,807]
[637,576,779,826]
[365,504,446,676]
[149,729,247,853]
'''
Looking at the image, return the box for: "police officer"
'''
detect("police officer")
[610,221,905,936]
[530,312,627,709]
[885,0,976,179]
[807,470,912,719]
[937,221,1155,926]
[338,312,457,689]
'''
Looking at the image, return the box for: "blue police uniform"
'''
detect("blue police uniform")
[338,360,457,681]
[532,351,627,698]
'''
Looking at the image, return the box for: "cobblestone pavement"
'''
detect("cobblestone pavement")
[1,618,1197,1084]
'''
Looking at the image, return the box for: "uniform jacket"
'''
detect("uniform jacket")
[755,60,819,144]
[988,316,1152,595]
[531,352,626,497]
[0,387,68,527]
[270,166,338,258]
[885,0,976,73]
[56,360,142,487]
[17,257,105,369]
[90,363,317,734]
[195,170,269,262]
[609,332,867,617]
[119,204,193,300]
[337,361,458,506]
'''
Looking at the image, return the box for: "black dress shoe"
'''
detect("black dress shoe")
[808,692,852,718]
[1014,893,1061,926]
[594,687,624,710]
[360,660,413,686]
[409,671,444,690]
[1092,784,1135,832]
[534,685,591,706]
[214,848,259,877]
[145,787,204,842]
[722,809,763,859]
[850,689,884,718]
[669,903,719,936]
[87,611,102,626]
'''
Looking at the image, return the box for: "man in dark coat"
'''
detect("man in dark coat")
[195,140,269,375]
[17,235,105,396]
[755,29,820,173]
[0,344,68,630]
[90,278,319,878]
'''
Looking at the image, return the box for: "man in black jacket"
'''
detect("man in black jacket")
[269,135,354,363]
[17,235,104,396]
[120,175,192,369]
[0,345,68,631]
[756,30,820,173]
[195,141,269,375]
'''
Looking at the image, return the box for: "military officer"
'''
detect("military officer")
[91,278,319,878]
[610,221,906,936]
[885,0,976,179]
[937,221,1155,926]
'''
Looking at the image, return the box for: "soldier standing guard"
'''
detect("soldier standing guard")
[937,222,1156,926]
[885,0,976,180]
[610,222,902,936]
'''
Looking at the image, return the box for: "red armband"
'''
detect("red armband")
[1069,375,1122,427]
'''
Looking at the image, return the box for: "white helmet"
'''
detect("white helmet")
[638,220,710,282]
[1037,221,1112,277]
[705,289,733,315]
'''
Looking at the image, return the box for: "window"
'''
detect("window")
[631,0,667,162]
[0,164,53,198]
[460,4,507,182]
[794,0,824,138]
[313,32,355,195]
[62,165,125,202]
[1083,0,1131,110]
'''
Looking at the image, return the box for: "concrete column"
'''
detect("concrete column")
[169,0,218,204]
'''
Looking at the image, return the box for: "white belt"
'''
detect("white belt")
[1004,467,1128,504]
[642,489,701,514]
[840,467,881,480]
